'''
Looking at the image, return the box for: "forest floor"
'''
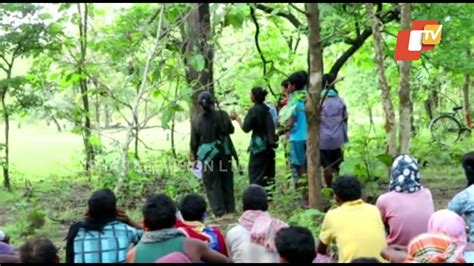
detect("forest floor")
[0,122,468,261]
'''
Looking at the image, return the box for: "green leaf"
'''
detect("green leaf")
[49,73,59,81]
[89,134,102,148]
[161,109,173,130]
[190,53,205,72]
[39,12,52,20]
[59,3,72,12]
[226,13,244,29]
[95,9,105,16]
[376,153,393,167]
[270,7,281,16]
[48,23,62,35]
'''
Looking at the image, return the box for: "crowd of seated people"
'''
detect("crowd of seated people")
[0,151,473,263]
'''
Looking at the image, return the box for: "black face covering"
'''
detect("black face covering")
[198,91,214,112]
[466,170,474,187]
[463,160,474,187]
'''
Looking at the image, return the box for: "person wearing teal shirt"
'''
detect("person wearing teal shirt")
[285,71,309,208]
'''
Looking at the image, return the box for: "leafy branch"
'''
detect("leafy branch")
[249,4,276,97]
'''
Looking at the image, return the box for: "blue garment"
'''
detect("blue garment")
[72,221,143,263]
[289,96,307,141]
[202,227,221,254]
[320,89,338,97]
[448,185,474,243]
[290,140,307,167]
[465,251,474,263]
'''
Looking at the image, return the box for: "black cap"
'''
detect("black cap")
[198,91,214,107]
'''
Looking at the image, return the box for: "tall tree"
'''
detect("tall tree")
[0,3,60,189]
[366,3,397,156]
[183,3,214,123]
[114,4,166,195]
[76,3,95,173]
[305,2,324,210]
[254,3,400,77]
[398,3,412,154]
[463,49,472,129]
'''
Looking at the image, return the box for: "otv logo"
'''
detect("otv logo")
[394,20,442,61]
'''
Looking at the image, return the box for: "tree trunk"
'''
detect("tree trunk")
[184,3,214,123]
[463,50,472,129]
[433,88,439,110]
[95,94,100,131]
[424,86,434,121]
[77,3,95,173]
[1,90,10,190]
[398,3,412,154]
[366,3,397,157]
[104,104,111,128]
[134,83,140,161]
[114,4,165,195]
[367,103,375,129]
[305,2,324,211]
[171,83,179,159]
[52,115,62,132]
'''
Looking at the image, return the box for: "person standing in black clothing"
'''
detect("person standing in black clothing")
[230,87,277,191]
[190,91,235,218]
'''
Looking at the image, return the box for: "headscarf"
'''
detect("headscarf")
[155,252,192,263]
[389,155,422,193]
[239,210,288,252]
[404,233,466,263]
[428,209,467,258]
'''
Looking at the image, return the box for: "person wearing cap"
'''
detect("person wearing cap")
[65,189,143,263]
[190,91,236,219]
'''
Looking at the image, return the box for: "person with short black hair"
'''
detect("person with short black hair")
[351,257,381,263]
[190,91,236,219]
[275,226,316,263]
[448,151,474,247]
[65,188,143,263]
[20,236,59,264]
[317,176,387,263]
[177,194,228,256]
[226,185,288,263]
[284,71,309,207]
[231,87,277,191]
[127,194,230,263]
[320,73,348,188]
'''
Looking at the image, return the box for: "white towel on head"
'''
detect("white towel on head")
[0,230,5,241]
